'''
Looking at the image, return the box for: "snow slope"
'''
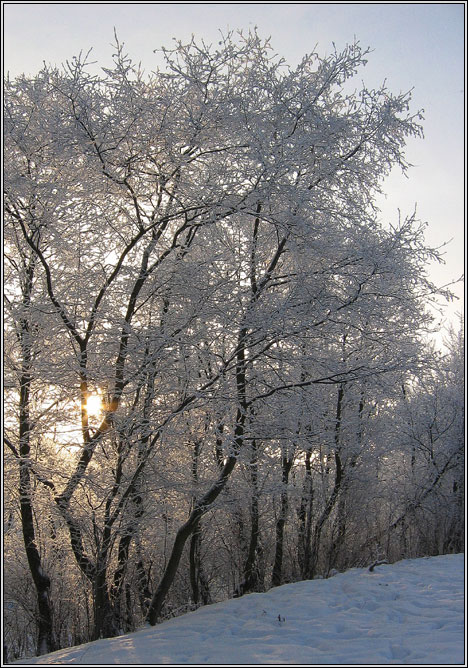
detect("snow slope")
[11,553,465,665]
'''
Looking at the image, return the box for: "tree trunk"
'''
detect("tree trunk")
[271,452,294,587]
[308,384,345,579]
[297,447,314,579]
[135,540,152,615]
[17,252,57,656]
[308,449,343,578]
[92,564,119,640]
[189,523,211,605]
[110,488,146,630]
[188,439,211,606]
[92,517,119,640]
[236,439,263,596]
[19,414,57,655]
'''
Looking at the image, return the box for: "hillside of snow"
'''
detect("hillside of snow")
[12,553,465,665]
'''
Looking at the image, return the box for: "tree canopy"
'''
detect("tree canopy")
[3,31,462,660]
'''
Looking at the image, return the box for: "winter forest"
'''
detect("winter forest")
[3,32,464,661]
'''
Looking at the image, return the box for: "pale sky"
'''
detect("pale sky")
[3,2,465,335]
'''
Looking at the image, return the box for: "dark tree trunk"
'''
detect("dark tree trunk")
[271,452,294,587]
[308,384,345,579]
[189,440,212,606]
[308,449,343,579]
[19,416,57,655]
[110,488,146,630]
[327,391,364,571]
[297,447,314,579]
[17,252,57,656]
[189,523,212,605]
[92,516,119,640]
[92,564,120,640]
[135,544,152,615]
[110,532,131,627]
[327,495,347,573]
[236,439,263,596]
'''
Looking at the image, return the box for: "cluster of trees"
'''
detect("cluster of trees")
[3,32,463,661]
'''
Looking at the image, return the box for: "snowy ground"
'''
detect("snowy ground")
[11,553,465,665]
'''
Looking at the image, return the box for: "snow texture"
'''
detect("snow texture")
[11,553,465,665]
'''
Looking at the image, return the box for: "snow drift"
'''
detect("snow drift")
[11,553,465,665]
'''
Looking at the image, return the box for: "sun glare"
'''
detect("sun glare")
[86,394,103,418]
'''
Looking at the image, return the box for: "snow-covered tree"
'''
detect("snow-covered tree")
[4,30,455,656]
